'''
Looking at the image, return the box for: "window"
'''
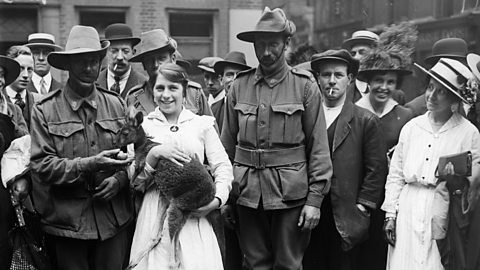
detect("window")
[0,7,37,54]
[78,8,126,38]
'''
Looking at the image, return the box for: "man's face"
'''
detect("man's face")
[30,47,54,77]
[10,54,34,92]
[254,33,288,71]
[68,53,101,85]
[350,44,373,61]
[142,50,174,79]
[0,66,5,90]
[107,40,135,76]
[203,71,222,97]
[222,66,243,92]
[317,61,351,103]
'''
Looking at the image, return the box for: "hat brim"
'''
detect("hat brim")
[47,40,110,70]
[0,56,20,86]
[213,60,250,74]
[342,37,377,50]
[414,63,468,104]
[198,65,216,74]
[311,56,359,77]
[101,37,141,47]
[177,59,191,70]
[237,30,284,43]
[129,44,175,63]
[467,53,480,82]
[424,54,466,66]
[26,43,63,51]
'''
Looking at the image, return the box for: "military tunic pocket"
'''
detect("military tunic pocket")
[277,162,308,201]
[96,117,124,149]
[271,104,304,143]
[47,121,85,158]
[234,103,258,145]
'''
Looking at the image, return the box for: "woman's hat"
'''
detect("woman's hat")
[237,7,296,43]
[415,58,474,104]
[467,53,480,82]
[424,38,468,66]
[214,51,251,74]
[198,57,223,74]
[129,29,175,63]
[342,30,379,51]
[310,49,360,77]
[358,50,412,80]
[47,25,110,71]
[102,23,141,47]
[25,33,63,51]
[0,56,20,86]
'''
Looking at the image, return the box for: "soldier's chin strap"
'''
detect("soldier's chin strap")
[267,37,290,68]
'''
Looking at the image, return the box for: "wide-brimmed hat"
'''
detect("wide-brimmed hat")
[214,51,250,74]
[342,30,379,51]
[358,50,412,80]
[415,58,474,104]
[47,25,110,71]
[0,56,20,86]
[424,38,467,66]
[237,7,296,43]
[310,49,360,77]
[198,57,223,74]
[129,29,175,63]
[25,33,63,51]
[102,23,140,46]
[467,53,480,82]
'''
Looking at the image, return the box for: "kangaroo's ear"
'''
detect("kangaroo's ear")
[135,111,144,126]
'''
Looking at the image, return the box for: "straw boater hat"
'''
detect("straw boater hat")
[467,53,480,83]
[310,49,360,77]
[213,51,251,74]
[236,7,296,43]
[47,25,110,71]
[424,38,468,66]
[342,30,380,51]
[198,57,223,74]
[0,56,20,86]
[25,33,63,51]
[102,23,141,47]
[129,29,175,63]
[415,58,474,104]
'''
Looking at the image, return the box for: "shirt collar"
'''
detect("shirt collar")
[107,67,131,81]
[355,79,369,94]
[415,111,464,134]
[253,63,290,87]
[147,106,195,124]
[5,86,26,100]
[63,82,98,111]
[32,72,52,85]
[208,90,226,105]
[356,93,398,118]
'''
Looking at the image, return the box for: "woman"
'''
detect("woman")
[382,58,480,270]
[128,63,233,270]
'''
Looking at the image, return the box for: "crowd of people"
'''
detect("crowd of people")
[1,5,480,270]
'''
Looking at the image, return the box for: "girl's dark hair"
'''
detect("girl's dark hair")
[156,63,189,97]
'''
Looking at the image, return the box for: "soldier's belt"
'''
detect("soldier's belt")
[234,146,306,169]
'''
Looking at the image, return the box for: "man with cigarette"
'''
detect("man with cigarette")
[97,23,147,99]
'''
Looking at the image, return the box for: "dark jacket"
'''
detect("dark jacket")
[26,76,63,94]
[211,97,225,132]
[96,68,147,100]
[29,84,133,240]
[328,101,388,250]
[405,93,427,117]
[2,89,40,131]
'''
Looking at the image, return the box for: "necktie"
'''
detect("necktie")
[14,93,25,110]
[110,76,121,93]
[40,77,47,94]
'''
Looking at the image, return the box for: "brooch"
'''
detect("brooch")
[170,125,179,132]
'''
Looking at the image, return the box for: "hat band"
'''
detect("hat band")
[28,38,55,45]
[429,69,460,92]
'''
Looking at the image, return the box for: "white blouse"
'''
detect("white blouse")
[381,112,480,216]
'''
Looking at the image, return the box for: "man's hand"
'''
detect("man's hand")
[10,177,29,202]
[93,149,133,171]
[298,205,320,230]
[192,198,221,218]
[93,176,121,201]
[383,218,396,246]
[221,205,237,230]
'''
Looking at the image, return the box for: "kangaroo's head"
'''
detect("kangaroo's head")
[116,106,145,147]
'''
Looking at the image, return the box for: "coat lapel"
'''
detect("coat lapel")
[97,69,108,90]
[332,101,354,153]
[123,70,146,99]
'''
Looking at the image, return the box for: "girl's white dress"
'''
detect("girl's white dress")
[128,108,233,270]
[381,112,480,270]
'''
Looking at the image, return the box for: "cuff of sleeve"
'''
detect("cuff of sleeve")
[144,163,155,176]
[357,198,377,210]
[113,171,128,188]
[215,183,229,208]
[305,193,324,208]
[78,157,96,172]
[385,212,396,218]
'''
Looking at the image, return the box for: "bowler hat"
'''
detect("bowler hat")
[311,49,360,77]
[358,50,412,80]
[415,58,474,104]
[0,56,20,86]
[214,51,251,74]
[102,23,140,46]
[129,29,175,63]
[424,38,467,66]
[47,25,110,71]
[342,30,379,51]
[175,51,191,71]
[198,57,223,74]
[25,33,63,51]
[237,7,296,43]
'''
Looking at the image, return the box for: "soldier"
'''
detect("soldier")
[126,29,212,117]
[96,23,147,99]
[221,7,332,269]
[30,25,133,270]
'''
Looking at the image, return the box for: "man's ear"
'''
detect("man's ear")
[171,53,176,63]
[348,73,354,84]
[284,37,292,51]
[132,48,137,55]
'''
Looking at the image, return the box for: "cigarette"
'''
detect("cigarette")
[113,64,118,71]
[329,89,333,95]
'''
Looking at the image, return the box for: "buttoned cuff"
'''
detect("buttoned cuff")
[357,198,377,210]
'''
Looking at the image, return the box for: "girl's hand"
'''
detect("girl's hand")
[192,198,221,218]
[146,144,191,167]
